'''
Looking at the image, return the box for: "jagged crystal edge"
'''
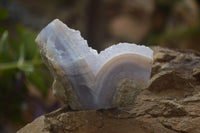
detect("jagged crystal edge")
[95,43,153,75]
[36,19,98,75]
[36,19,153,76]
[35,19,154,109]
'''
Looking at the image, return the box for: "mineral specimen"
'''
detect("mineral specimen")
[35,19,153,110]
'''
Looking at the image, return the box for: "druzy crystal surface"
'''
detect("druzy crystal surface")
[36,19,153,110]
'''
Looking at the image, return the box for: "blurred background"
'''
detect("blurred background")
[0,0,200,132]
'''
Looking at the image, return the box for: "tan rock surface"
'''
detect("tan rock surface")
[18,47,200,133]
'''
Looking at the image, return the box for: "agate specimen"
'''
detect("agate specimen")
[36,19,153,110]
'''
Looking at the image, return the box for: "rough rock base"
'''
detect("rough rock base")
[18,47,200,133]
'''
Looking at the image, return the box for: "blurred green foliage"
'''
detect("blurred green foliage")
[0,8,8,20]
[0,8,51,123]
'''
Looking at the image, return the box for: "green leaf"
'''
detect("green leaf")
[17,43,25,67]
[16,26,39,60]
[0,30,8,54]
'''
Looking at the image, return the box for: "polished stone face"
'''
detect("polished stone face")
[35,19,153,110]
